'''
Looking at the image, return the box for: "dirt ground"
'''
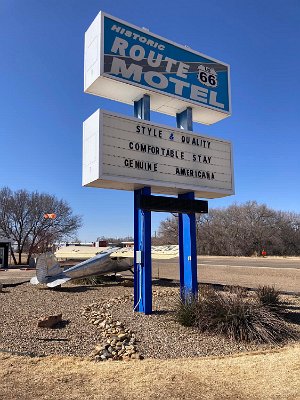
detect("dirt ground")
[1,344,299,400]
[1,257,299,399]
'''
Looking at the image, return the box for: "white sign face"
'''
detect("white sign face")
[84,12,231,125]
[83,110,234,199]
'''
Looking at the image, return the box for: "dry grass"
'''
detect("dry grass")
[175,287,296,343]
[256,285,281,307]
[1,345,300,400]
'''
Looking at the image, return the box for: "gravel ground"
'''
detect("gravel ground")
[0,282,131,357]
[1,280,299,359]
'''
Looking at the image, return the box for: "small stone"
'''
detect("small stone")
[99,320,106,328]
[130,353,142,360]
[122,280,134,287]
[118,333,127,340]
[102,350,111,358]
[37,314,62,328]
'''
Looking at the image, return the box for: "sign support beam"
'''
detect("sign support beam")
[176,107,193,131]
[134,94,150,121]
[133,95,152,314]
[176,107,198,298]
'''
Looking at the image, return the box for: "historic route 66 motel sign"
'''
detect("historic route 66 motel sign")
[83,12,234,314]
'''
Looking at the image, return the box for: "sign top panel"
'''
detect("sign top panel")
[84,12,231,125]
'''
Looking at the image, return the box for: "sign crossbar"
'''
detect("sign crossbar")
[138,194,208,214]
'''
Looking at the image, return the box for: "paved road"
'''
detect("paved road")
[0,269,34,285]
[156,256,300,269]
[1,257,299,293]
[152,256,300,293]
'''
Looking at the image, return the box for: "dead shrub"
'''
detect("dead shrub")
[174,293,198,327]
[175,286,296,343]
[71,275,103,285]
[256,285,281,307]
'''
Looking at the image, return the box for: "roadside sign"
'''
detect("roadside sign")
[83,109,234,198]
[84,12,231,125]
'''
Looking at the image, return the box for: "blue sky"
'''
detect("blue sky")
[1,0,299,241]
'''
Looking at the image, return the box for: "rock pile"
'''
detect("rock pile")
[82,295,143,362]
[82,289,177,361]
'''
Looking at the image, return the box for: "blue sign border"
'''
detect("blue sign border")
[100,12,231,116]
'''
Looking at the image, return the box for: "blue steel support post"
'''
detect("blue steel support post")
[133,95,152,314]
[176,107,198,298]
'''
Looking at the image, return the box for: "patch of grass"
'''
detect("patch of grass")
[174,293,198,327]
[224,285,248,297]
[174,286,296,343]
[198,290,293,343]
[71,275,104,286]
[256,285,281,307]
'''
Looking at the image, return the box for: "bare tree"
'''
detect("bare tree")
[156,201,300,256]
[156,215,178,245]
[0,187,82,264]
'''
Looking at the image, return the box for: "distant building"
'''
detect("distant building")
[55,240,109,261]
[55,245,105,261]
[54,240,134,261]
[121,241,134,248]
[57,240,109,249]
[0,238,11,268]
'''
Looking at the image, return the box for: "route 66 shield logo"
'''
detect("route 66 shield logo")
[197,65,218,88]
